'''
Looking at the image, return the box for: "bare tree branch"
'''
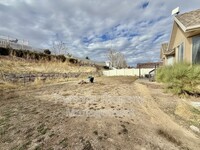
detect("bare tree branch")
[50,34,68,55]
[107,49,127,69]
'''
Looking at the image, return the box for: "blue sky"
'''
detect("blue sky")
[0,0,199,66]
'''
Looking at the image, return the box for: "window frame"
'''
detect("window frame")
[192,35,200,64]
[177,42,184,62]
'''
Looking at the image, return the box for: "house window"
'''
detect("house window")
[167,55,174,65]
[192,35,200,64]
[178,43,184,62]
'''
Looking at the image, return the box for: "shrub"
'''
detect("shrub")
[68,58,78,64]
[156,63,200,95]
[44,49,51,55]
[47,55,51,61]
[0,47,10,55]
[56,55,66,62]
[15,50,23,57]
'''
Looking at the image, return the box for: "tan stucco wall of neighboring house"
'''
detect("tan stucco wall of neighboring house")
[169,22,192,63]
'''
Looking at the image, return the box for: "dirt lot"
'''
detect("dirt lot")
[0,77,200,150]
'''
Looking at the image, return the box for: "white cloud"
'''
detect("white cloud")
[0,0,199,66]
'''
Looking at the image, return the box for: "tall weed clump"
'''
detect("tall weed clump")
[156,63,200,95]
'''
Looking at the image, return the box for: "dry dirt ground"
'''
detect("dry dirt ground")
[0,77,200,150]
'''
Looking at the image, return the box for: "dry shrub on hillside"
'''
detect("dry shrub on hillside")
[0,58,96,74]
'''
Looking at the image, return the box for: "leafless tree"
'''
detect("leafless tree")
[107,49,127,69]
[52,40,68,55]
[50,34,68,55]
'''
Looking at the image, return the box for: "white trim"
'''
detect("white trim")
[183,42,185,61]
[175,17,200,32]
[186,25,200,32]
[167,21,176,51]
[174,17,187,32]
[191,38,193,64]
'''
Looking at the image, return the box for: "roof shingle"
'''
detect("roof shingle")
[176,9,200,29]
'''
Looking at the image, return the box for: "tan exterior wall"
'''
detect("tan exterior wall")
[169,22,192,63]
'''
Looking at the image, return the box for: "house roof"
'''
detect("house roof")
[160,43,168,58]
[136,62,162,68]
[161,43,168,53]
[175,9,200,32]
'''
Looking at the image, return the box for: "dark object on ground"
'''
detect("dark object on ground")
[145,74,150,78]
[88,76,94,83]
[103,66,109,69]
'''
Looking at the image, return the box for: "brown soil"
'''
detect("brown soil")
[0,77,200,150]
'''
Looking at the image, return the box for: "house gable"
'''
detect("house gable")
[162,9,200,65]
[168,22,192,63]
[175,9,200,32]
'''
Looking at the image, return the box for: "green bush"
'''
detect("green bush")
[156,63,200,95]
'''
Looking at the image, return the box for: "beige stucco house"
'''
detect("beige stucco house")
[161,9,200,65]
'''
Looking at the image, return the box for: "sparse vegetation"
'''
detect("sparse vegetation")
[0,47,75,63]
[0,55,97,90]
[156,63,200,95]
[68,58,78,64]
[0,77,199,149]
[0,47,10,55]
[59,137,68,148]
[0,57,96,74]
[157,129,182,146]
[175,102,200,127]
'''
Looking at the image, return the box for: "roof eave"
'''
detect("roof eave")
[175,17,200,32]
[174,17,187,32]
[163,50,175,56]
[185,25,200,32]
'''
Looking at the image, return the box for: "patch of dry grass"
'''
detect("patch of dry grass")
[0,57,97,90]
[157,128,182,146]
[175,102,200,127]
[0,80,18,91]
[31,77,72,87]
[0,57,96,74]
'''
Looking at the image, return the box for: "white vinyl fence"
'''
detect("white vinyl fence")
[103,68,154,77]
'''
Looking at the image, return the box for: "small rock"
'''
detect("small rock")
[190,125,200,133]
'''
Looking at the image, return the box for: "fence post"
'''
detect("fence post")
[139,67,141,78]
